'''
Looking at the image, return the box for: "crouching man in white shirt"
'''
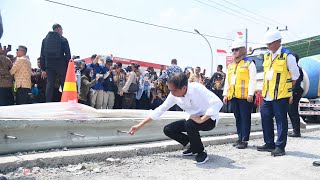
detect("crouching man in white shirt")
[129,73,223,164]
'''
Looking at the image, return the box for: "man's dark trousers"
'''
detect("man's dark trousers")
[231,98,253,141]
[261,98,289,150]
[288,93,302,134]
[163,119,216,153]
[46,68,66,102]
[16,88,31,105]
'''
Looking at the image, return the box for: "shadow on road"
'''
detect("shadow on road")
[196,155,245,169]
[301,136,320,141]
[287,151,320,159]
[8,177,36,180]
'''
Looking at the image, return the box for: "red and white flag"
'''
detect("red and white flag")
[216,49,227,54]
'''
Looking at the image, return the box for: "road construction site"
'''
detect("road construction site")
[1,128,319,180]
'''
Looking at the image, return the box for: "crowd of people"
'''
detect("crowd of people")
[0,23,230,111]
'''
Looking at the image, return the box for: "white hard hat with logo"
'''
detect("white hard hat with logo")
[231,39,246,49]
[264,29,282,44]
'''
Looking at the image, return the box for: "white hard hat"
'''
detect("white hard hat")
[264,29,282,44]
[231,39,246,49]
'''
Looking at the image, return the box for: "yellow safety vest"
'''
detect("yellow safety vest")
[227,58,251,100]
[262,48,293,100]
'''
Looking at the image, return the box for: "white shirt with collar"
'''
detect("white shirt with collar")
[265,45,300,101]
[149,82,223,124]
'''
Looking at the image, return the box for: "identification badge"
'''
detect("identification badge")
[231,75,236,85]
[110,77,112,82]
[266,69,274,80]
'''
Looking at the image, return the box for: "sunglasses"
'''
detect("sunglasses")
[232,48,240,52]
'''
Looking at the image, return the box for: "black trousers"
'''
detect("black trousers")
[231,98,254,141]
[163,119,216,153]
[122,93,136,109]
[16,88,31,105]
[0,87,14,106]
[46,69,66,102]
[136,91,150,110]
[288,93,302,134]
[114,94,123,109]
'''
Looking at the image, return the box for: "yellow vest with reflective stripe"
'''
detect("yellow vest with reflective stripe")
[227,59,251,100]
[262,48,292,100]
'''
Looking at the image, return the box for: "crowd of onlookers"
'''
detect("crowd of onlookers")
[0,23,229,110]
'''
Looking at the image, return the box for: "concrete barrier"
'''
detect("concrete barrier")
[0,103,261,155]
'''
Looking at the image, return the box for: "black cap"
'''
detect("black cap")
[131,62,140,69]
[91,54,97,59]
[52,23,62,30]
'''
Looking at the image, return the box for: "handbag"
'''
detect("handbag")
[128,83,139,93]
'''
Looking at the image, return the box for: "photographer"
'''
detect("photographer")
[113,63,126,109]
[150,89,164,110]
[89,55,107,109]
[78,67,101,105]
[121,62,139,109]
[0,44,14,106]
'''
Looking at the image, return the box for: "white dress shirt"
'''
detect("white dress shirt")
[265,45,300,101]
[223,61,257,97]
[149,82,223,124]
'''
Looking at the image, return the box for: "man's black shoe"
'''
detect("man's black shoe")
[257,144,275,152]
[195,151,209,164]
[288,132,301,137]
[182,147,196,156]
[236,141,248,149]
[313,161,320,167]
[232,140,241,147]
[271,147,285,157]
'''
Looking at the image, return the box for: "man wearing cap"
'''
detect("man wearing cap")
[223,39,257,149]
[257,30,300,156]
[10,46,32,105]
[40,23,71,102]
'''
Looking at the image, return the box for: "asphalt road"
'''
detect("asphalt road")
[4,130,320,180]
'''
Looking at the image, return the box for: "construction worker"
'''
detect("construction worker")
[223,39,257,149]
[257,30,300,156]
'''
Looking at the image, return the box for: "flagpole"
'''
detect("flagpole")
[194,29,214,76]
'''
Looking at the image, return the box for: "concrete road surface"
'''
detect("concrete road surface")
[3,130,320,180]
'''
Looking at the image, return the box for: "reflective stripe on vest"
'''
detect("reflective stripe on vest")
[262,48,293,100]
[227,59,251,100]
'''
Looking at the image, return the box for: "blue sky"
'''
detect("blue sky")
[1,0,319,74]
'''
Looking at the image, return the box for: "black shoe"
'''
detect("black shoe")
[195,151,209,164]
[257,144,275,152]
[313,161,320,167]
[182,147,196,156]
[288,132,301,137]
[232,140,241,147]
[271,147,286,157]
[236,141,248,149]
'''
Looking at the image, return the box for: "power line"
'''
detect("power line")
[43,0,232,40]
[193,0,266,26]
[205,0,277,27]
[220,0,286,26]
[44,0,264,45]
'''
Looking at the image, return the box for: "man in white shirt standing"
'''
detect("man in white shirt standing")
[129,73,223,164]
[257,30,300,156]
[223,39,257,149]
